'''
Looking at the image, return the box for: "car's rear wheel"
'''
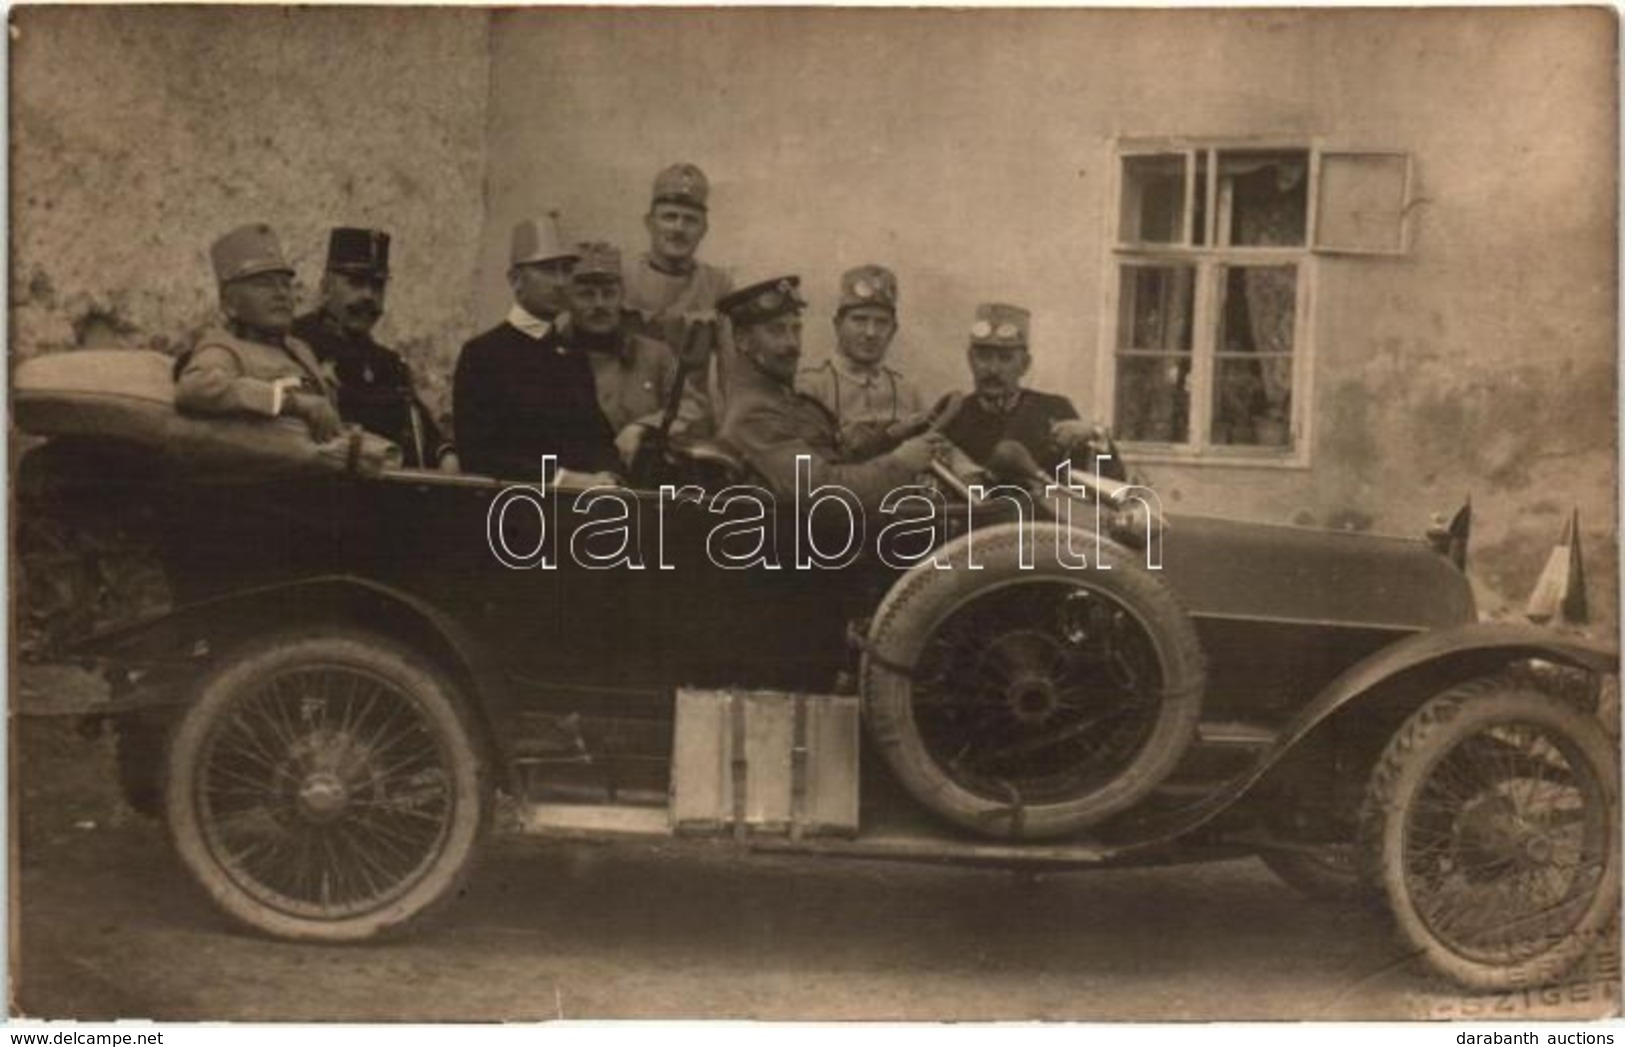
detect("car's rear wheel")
[863,523,1205,839]
[1259,844,1370,904]
[165,630,489,941]
[1360,676,1620,990]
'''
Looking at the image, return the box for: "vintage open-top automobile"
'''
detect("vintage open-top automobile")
[13,348,1621,993]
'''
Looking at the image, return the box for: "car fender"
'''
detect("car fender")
[66,574,519,777]
[1107,621,1618,849]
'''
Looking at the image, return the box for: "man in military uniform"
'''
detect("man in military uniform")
[453,216,620,484]
[622,163,733,430]
[798,264,925,460]
[175,223,341,442]
[718,275,941,508]
[291,227,453,469]
[561,241,706,468]
[941,302,1127,482]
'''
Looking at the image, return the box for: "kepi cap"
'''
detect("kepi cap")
[210,223,294,284]
[510,214,578,268]
[968,302,1031,349]
[717,276,805,328]
[651,162,710,212]
[326,227,391,278]
[571,241,622,283]
[837,265,898,315]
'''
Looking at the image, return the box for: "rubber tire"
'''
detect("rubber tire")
[1259,845,1373,905]
[863,522,1205,839]
[1359,676,1621,991]
[114,712,170,818]
[165,630,490,942]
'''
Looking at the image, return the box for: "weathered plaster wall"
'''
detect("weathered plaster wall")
[10,6,492,416]
[481,8,1616,624]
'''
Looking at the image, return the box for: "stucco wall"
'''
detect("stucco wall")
[9,6,492,416]
[479,8,1616,624]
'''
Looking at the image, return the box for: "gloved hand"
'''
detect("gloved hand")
[285,392,343,443]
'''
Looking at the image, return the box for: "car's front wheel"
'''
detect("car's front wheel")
[1360,675,1620,990]
[165,630,490,941]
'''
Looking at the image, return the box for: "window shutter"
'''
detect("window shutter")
[1313,152,1412,255]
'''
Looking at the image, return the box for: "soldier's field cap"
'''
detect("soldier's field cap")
[651,162,710,212]
[717,276,805,327]
[210,223,294,284]
[510,214,578,268]
[838,265,898,315]
[571,242,622,283]
[326,227,391,278]
[969,302,1031,349]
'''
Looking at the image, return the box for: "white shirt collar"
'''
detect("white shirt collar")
[506,303,553,340]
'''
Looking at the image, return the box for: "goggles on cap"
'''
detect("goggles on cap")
[971,321,1023,341]
[751,281,806,313]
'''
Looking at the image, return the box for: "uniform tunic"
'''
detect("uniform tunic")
[452,309,621,481]
[577,329,706,436]
[942,389,1128,482]
[174,327,334,419]
[622,253,734,433]
[291,311,449,468]
[720,361,921,509]
[797,356,925,459]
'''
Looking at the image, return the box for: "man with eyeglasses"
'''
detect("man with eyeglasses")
[452,215,621,485]
[175,223,342,443]
[718,275,943,507]
[797,264,926,461]
[291,228,453,469]
[941,302,1127,482]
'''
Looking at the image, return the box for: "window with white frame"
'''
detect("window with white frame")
[1106,142,1411,464]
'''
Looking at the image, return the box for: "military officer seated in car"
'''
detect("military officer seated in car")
[291,227,454,469]
[797,264,926,461]
[718,275,942,508]
[939,302,1127,483]
[559,241,707,469]
[175,223,342,443]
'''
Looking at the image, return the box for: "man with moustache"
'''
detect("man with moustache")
[453,216,621,484]
[797,264,925,460]
[175,222,341,442]
[940,302,1126,482]
[291,227,452,469]
[560,241,706,469]
[718,275,941,508]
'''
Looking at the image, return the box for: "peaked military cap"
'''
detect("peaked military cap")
[969,302,1031,349]
[326,227,391,278]
[837,265,899,315]
[510,214,578,268]
[210,223,294,284]
[651,162,710,211]
[717,275,805,328]
[571,241,622,283]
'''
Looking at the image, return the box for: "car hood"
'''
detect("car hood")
[1156,512,1475,630]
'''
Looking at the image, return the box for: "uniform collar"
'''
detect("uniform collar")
[832,355,888,386]
[642,252,695,278]
[506,303,553,341]
[977,388,1025,416]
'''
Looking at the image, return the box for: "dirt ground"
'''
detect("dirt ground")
[9,716,1621,1023]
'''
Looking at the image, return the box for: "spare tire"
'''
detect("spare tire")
[862,522,1204,839]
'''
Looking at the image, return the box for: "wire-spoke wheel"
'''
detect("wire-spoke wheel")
[864,523,1204,839]
[1360,676,1620,990]
[166,631,489,941]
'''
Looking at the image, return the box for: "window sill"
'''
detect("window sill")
[1122,445,1312,471]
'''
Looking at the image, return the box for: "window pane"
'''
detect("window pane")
[1120,154,1186,244]
[1217,149,1309,246]
[1116,356,1190,444]
[1117,265,1195,351]
[1213,264,1296,448]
